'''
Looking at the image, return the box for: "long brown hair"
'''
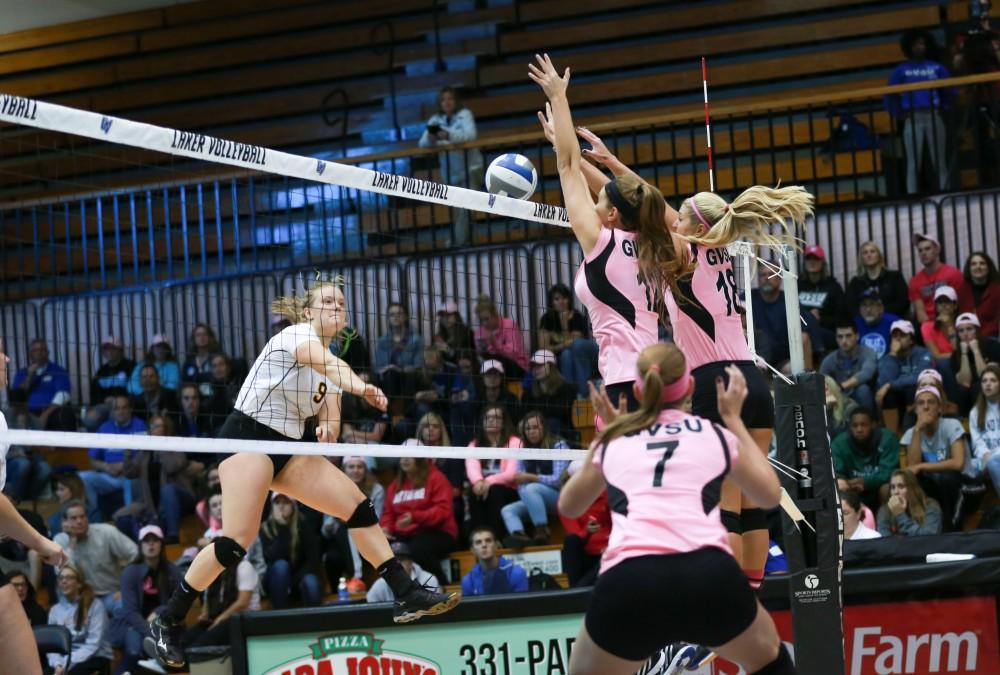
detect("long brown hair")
[596,343,688,445]
[609,174,692,313]
[682,185,814,250]
[973,364,1000,432]
[474,404,515,448]
[60,563,97,632]
[891,469,931,525]
[261,496,301,565]
[395,458,431,490]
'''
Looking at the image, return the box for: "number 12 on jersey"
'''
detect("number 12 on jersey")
[647,440,679,487]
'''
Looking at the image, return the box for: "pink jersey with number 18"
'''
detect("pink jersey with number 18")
[573,226,659,385]
[592,407,738,574]
[665,243,752,370]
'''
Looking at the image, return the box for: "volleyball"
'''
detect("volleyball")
[485,153,537,200]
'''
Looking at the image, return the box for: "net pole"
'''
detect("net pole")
[781,244,806,375]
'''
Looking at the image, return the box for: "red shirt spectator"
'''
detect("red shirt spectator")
[560,491,611,556]
[957,252,1000,338]
[908,232,966,323]
[381,461,458,541]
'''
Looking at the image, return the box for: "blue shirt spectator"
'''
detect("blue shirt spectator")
[855,287,901,360]
[876,322,935,394]
[12,339,71,416]
[461,527,528,596]
[375,304,425,372]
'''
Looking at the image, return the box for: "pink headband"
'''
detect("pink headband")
[686,198,730,229]
[635,362,692,403]
[914,386,941,402]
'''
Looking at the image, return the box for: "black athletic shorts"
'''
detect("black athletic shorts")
[0,568,8,588]
[217,410,301,476]
[604,380,640,413]
[691,360,774,429]
[585,548,759,661]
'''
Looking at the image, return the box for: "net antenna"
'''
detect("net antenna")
[701,57,715,193]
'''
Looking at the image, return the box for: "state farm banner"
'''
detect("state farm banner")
[244,596,997,675]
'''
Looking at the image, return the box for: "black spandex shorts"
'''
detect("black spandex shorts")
[585,548,759,661]
[217,410,300,476]
[0,568,8,588]
[603,380,640,413]
[691,360,774,429]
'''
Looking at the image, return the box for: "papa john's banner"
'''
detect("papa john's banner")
[246,596,998,675]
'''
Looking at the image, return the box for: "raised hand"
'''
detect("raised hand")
[716,365,748,421]
[576,127,614,166]
[537,101,557,147]
[364,384,389,412]
[528,53,570,100]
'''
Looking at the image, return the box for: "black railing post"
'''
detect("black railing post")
[321,88,350,158]
[431,0,446,72]
[371,21,401,141]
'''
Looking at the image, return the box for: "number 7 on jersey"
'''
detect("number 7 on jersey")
[647,440,679,487]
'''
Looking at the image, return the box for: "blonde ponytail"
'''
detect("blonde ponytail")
[683,185,814,250]
[270,273,345,324]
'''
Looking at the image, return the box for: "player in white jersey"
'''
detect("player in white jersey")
[0,342,69,675]
[150,280,459,669]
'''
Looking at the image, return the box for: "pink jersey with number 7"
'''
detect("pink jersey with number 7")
[591,407,738,574]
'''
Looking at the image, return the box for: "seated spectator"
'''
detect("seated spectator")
[194,463,222,530]
[901,368,961,431]
[750,266,817,371]
[845,241,910,318]
[521,350,577,438]
[0,503,47,594]
[184,551,260,648]
[11,338,75,431]
[474,295,529,378]
[48,564,113,674]
[340,374,391,446]
[876,320,933,433]
[366,541,439,603]
[177,383,212,438]
[197,490,224,549]
[322,457,385,595]
[501,412,570,549]
[855,288,902,360]
[820,322,877,411]
[877,470,942,536]
[331,324,372,374]
[124,414,201,543]
[86,335,135,431]
[841,490,881,540]
[477,359,521,420]
[203,353,240,432]
[451,359,518,448]
[127,334,181,395]
[434,300,475,365]
[908,232,966,324]
[970,365,1000,488]
[1,422,51,503]
[466,405,522,537]
[7,571,47,626]
[181,322,221,384]
[409,413,468,533]
[408,346,455,430]
[958,251,1000,337]
[837,477,878,531]
[831,408,899,509]
[53,500,138,614]
[951,313,1000,414]
[921,286,959,360]
[129,364,179,422]
[115,525,181,675]
[824,376,857,440]
[259,493,323,609]
[538,283,598,397]
[799,245,845,351]
[48,474,102,537]
[901,386,967,528]
[559,466,609,587]
[81,396,145,515]
[380,457,457,585]
[446,350,480,446]
[374,302,424,400]
[460,527,528,597]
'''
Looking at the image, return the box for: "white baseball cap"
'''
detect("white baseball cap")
[890,319,915,335]
[530,349,556,366]
[480,359,505,375]
[956,312,981,328]
[933,286,958,303]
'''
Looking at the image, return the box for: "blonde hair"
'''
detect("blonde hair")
[824,375,853,427]
[271,273,345,323]
[595,343,687,445]
[416,411,451,447]
[611,174,693,313]
[855,241,886,278]
[681,185,814,250]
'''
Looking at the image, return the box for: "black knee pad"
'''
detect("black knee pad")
[213,536,247,569]
[721,509,742,535]
[753,643,795,675]
[741,508,768,533]
[346,498,378,528]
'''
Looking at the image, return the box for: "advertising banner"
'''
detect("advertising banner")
[246,596,997,675]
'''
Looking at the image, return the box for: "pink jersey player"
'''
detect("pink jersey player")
[592,407,738,574]
[574,226,659,386]
[666,243,752,370]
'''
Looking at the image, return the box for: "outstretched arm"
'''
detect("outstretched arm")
[529,54,602,255]
[539,101,602,201]
[296,341,388,411]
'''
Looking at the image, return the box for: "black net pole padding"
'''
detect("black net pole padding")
[774,371,845,675]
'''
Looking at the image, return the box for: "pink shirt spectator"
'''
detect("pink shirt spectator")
[474,317,528,371]
[666,244,752,370]
[592,408,738,574]
[908,264,965,320]
[466,437,522,488]
[574,226,659,385]
[920,320,954,356]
